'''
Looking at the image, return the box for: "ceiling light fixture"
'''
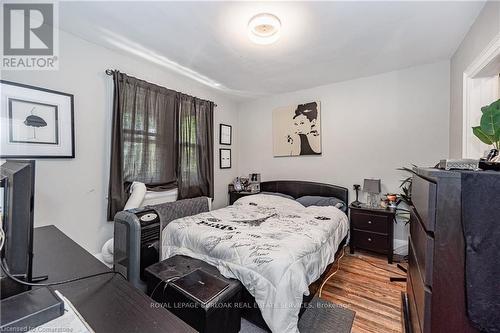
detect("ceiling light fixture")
[247,13,281,45]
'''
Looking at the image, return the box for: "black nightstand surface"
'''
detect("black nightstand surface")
[228,191,260,205]
[349,204,396,263]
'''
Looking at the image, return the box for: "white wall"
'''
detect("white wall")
[0,16,460,252]
[1,29,239,253]
[237,61,450,242]
[450,1,500,158]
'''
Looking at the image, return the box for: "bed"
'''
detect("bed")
[161,181,349,333]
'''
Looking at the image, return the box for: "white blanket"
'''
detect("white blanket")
[162,194,349,333]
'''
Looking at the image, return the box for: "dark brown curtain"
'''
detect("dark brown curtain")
[177,94,214,200]
[107,72,178,220]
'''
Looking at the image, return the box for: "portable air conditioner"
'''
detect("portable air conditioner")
[113,207,161,290]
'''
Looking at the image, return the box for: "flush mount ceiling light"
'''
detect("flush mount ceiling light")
[247,13,281,45]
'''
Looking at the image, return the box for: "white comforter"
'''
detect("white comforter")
[161,194,349,333]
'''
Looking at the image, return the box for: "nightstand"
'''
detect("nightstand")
[228,190,260,205]
[349,204,396,263]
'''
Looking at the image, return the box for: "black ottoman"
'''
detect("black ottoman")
[145,255,242,333]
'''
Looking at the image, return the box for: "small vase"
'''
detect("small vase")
[486,149,499,161]
[367,193,380,208]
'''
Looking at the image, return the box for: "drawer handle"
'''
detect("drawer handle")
[367,238,372,242]
[367,221,372,224]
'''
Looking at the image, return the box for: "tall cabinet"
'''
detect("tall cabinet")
[404,168,480,333]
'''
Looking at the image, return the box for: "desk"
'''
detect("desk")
[32,225,195,333]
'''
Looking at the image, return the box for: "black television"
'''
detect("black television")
[0,160,36,299]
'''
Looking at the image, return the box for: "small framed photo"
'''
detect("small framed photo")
[219,123,232,145]
[1,80,74,158]
[219,148,231,169]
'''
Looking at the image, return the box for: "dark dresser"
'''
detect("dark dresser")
[404,168,499,333]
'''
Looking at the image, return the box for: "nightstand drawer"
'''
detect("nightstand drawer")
[350,212,389,234]
[351,230,388,253]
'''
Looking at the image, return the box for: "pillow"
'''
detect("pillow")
[296,196,346,212]
[142,188,178,206]
[259,191,295,200]
[234,193,304,209]
[124,181,146,210]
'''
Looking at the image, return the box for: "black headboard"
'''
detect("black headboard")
[260,180,348,205]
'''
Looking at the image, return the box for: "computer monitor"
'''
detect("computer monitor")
[0,160,36,299]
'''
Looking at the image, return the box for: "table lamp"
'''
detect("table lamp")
[352,184,361,206]
[363,179,381,208]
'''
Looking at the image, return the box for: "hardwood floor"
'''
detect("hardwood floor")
[319,247,407,333]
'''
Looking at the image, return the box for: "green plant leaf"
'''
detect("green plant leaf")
[481,99,500,113]
[397,166,418,176]
[399,177,411,188]
[489,99,500,111]
[480,99,500,140]
[472,126,494,145]
[396,165,417,207]
[480,109,500,139]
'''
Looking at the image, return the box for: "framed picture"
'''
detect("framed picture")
[219,148,231,169]
[1,80,74,158]
[219,123,232,145]
[272,101,321,157]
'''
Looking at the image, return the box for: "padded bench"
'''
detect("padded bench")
[145,255,242,333]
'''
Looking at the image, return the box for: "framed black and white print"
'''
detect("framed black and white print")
[9,99,59,145]
[219,148,231,169]
[273,101,321,157]
[1,80,74,158]
[219,123,232,145]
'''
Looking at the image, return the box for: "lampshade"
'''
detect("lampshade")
[363,179,381,193]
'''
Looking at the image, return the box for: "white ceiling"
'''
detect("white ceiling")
[59,1,485,100]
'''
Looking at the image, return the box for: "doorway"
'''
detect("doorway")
[463,35,500,158]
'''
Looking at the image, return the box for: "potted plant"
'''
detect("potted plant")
[472,99,500,167]
[394,165,418,225]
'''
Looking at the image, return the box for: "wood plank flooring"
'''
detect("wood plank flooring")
[318,247,407,333]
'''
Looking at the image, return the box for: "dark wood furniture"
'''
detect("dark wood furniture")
[229,180,350,207]
[228,190,259,205]
[260,180,348,203]
[404,168,478,333]
[32,226,195,333]
[349,204,395,263]
[145,255,242,333]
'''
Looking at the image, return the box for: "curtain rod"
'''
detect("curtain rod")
[105,69,217,107]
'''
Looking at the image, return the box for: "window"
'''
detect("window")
[120,84,177,188]
[178,112,199,183]
[108,71,213,219]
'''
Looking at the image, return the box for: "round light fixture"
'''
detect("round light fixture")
[247,13,281,45]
